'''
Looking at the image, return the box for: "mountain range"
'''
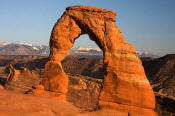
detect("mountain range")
[0,41,159,58]
[0,42,49,56]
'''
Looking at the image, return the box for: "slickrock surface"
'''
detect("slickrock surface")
[0,90,81,116]
[42,5,156,115]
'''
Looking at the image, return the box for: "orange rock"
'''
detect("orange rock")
[20,67,39,78]
[6,64,20,82]
[99,101,157,116]
[0,85,4,90]
[42,61,68,94]
[42,5,156,115]
[26,87,66,101]
[6,65,39,83]
[32,84,44,90]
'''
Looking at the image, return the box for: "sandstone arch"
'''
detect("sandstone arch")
[42,6,156,115]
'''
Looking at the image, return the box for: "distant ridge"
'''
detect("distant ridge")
[0,42,49,56]
[143,54,175,96]
[0,41,159,58]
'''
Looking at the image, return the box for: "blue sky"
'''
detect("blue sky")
[0,0,175,56]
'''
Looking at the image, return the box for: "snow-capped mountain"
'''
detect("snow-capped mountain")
[0,42,158,59]
[137,51,159,59]
[72,46,101,52]
[69,46,103,58]
[0,42,49,56]
[0,41,13,47]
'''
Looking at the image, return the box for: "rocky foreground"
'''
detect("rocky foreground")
[0,90,81,116]
[0,90,134,116]
[0,54,175,116]
[0,67,127,116]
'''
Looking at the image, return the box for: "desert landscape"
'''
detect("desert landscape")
[0,54,175,116]
[0,1,175,116]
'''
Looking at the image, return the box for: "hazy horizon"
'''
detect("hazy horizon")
[0,0,175,56]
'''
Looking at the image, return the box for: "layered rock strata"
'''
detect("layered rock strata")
[42,5,156,115]
[6,64,20,82]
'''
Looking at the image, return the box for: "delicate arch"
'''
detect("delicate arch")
[42,5,156,115]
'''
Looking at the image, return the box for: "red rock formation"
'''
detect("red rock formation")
[6,65,38,83]
[20,67,39,78]
[42,5,156,115]
[0,85,4,90]
[6,64,20,82]
[26,84,66,101]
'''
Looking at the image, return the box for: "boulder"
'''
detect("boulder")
[0,85,4,90]
[42,5,156,115]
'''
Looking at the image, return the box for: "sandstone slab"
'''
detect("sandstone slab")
[0,90,81,116]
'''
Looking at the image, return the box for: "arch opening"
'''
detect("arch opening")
[63,34,104,79]
[64,34,104,110]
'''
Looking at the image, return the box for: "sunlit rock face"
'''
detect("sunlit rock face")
[6,64,20,82]
[42,5,156,115]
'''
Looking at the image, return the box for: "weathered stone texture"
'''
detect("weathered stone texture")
[6,64,20,82]
[42,5,156,115]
